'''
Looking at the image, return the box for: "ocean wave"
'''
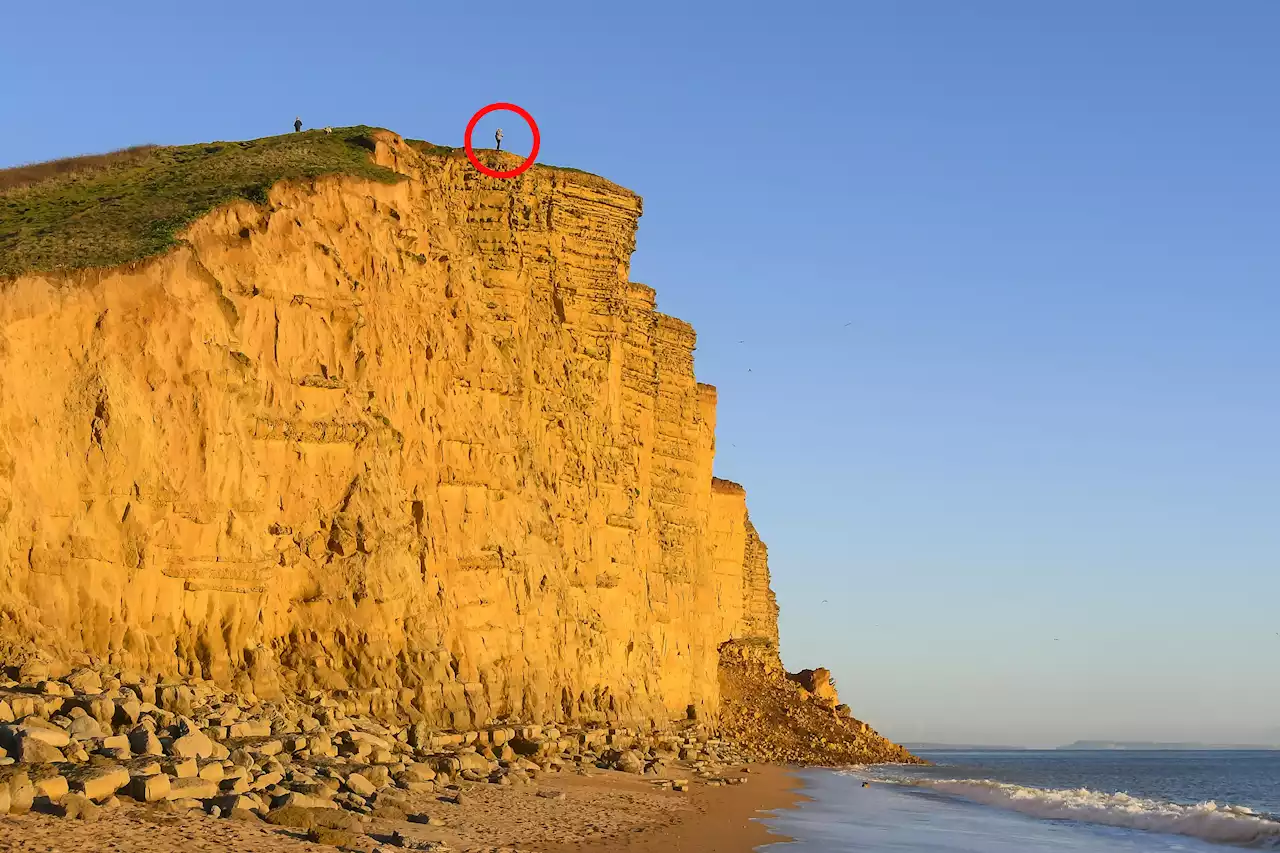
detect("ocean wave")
[900,777,1280,847]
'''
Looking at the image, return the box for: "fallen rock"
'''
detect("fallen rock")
[371,803,407,821]
[344,772,377,797]
[266,804,362,831]
[166,776,218,800]
[130,773,172,802]
[274,791,338,810]
[114,698,142,727]
[33,774,69,802]
[614,750,644,774]
[198,762,224,782]
[103,734,131,751]
[165,758,198,778]
[68,715,103,739]
[18,720,71,748]
[306,827,359,847]
[215,794,261,812]
[401,763,436,783]
[61,792,101,821]
[129,727,163,756]
[3,770,34,814]
[66,669,103,695]
[68,766,130,801]
[264,805,320,830]
[170,732,213,760]
[126,758,163,778]
[167,797,204,812]
[16,734,65,764]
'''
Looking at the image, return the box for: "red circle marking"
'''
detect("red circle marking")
[464,103,540,179]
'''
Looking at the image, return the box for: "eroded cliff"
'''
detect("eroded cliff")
[0,130,783,731]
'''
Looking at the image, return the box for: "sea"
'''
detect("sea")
[759,750,1280,852]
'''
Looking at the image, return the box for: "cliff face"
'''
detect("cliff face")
[0,132,780,729]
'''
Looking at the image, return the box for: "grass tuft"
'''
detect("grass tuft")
[0,126,401,278]
[405,140,458,157]
[0,145,161,193]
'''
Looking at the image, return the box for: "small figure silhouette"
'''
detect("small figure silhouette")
[294,117,302,133]
[324,126,333,134]
[495,128,504,152]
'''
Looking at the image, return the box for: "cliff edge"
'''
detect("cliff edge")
[0,128,911,765]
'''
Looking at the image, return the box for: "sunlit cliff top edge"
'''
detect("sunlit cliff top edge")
[0,125,634,279]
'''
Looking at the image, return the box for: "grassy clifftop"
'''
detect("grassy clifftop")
[0,126,630,279]
[0,126,401,278]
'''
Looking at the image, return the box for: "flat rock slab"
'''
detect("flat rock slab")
[67,766,129,801]
[273,792,337,810]
[166,777,218,800]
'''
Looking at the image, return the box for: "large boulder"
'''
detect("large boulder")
[16,733,65,764]
[0,769,33,815]
[68,715,103,740]
[787,668,839,705]
[343,772,376,797]
[68,766,130,801]
[128,726,164,756]
[129,773,172,802]
[66,669,103,695]
[166,777,218,800]
[18,719,71,748]
[607,749,645,774]
[169,718,214,759]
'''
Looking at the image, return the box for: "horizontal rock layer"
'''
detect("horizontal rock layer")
[0,132,780,729]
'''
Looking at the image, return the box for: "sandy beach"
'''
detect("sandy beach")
[0,763,804,853]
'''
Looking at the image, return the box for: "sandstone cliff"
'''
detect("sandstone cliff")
[0,131,785,731]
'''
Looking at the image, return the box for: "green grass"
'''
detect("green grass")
[0,126,401,277]
[406,140,459,158]
[1,126,633,279]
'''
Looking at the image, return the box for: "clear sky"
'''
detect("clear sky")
[3,1,1277,747]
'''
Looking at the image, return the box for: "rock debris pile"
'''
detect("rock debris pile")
[717,642,922,766]
[0,661,756,845]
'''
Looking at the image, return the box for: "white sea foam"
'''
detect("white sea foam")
[906,777,1280,847]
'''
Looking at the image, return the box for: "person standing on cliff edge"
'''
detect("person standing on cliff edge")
[294,117,302,133]
[495,127,504,152]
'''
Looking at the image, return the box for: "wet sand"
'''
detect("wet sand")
[0,763,805,853]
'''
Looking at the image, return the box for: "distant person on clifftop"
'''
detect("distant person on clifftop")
[495,128,503,152]
[294,117,302,133]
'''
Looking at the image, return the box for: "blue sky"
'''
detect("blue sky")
[4,1,1277,746]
